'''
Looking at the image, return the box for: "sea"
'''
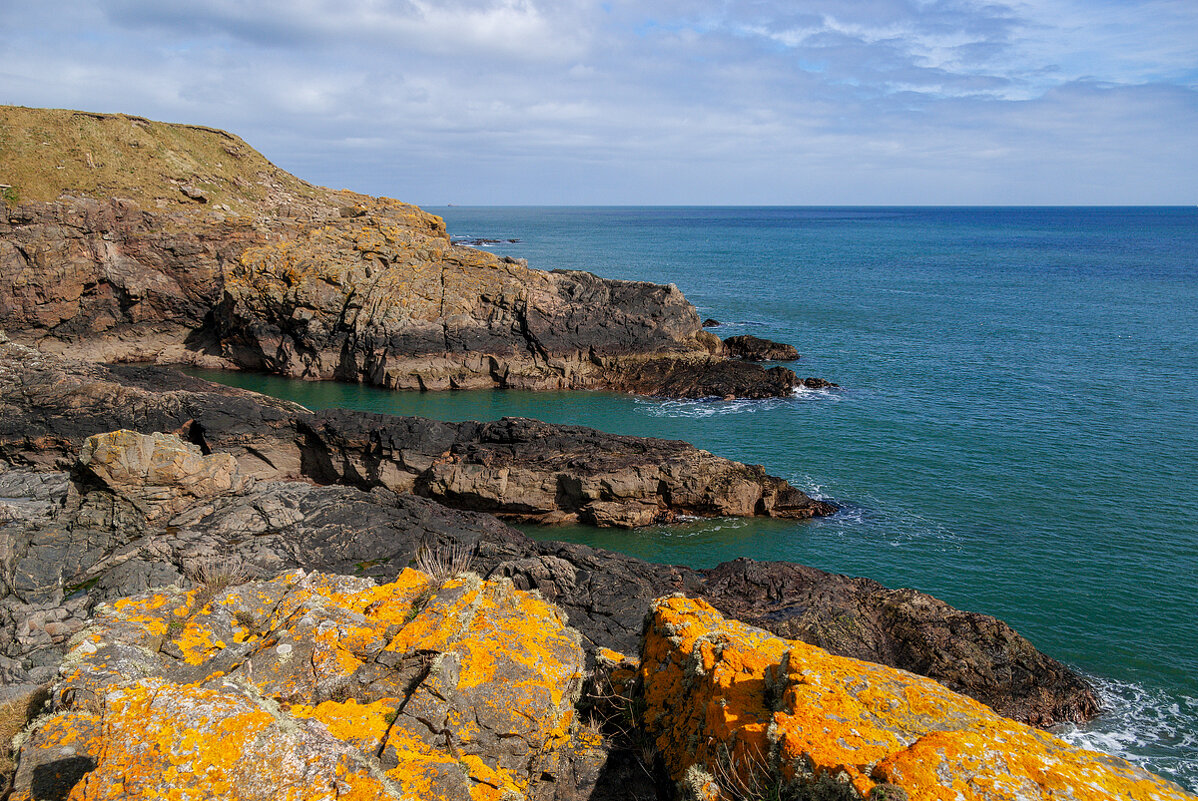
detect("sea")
[188,206,1198,789]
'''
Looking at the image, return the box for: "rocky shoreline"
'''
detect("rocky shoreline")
[2,105,1191,800]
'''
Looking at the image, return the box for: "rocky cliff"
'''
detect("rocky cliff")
[0,105,818,398]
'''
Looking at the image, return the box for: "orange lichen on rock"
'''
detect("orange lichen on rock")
[10,569,585,801]
[640,595,1196,801]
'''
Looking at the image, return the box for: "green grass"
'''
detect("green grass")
[0,105,322,213]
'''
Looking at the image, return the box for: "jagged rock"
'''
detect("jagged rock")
[11,569,585,801]
[603,357,801,399]
[303,411,835,525]
[721,334,799,361]
[0,105,832,399]
[701,319,720,327]
[800,376,838,389]
[639,596,1193,801]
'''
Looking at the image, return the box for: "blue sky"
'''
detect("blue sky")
[2,0,1196,204]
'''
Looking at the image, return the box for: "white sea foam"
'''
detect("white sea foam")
[634,387,838,419]
[791,385,842,402]
[1055,675,1198,790]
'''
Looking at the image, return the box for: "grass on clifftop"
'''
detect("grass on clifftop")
[0,105,322,212]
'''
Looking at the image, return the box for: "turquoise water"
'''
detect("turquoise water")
[189,206,1198,787]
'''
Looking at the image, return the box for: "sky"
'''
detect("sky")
[2,0,1196,205]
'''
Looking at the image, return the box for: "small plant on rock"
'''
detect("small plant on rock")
[414,541,475,582]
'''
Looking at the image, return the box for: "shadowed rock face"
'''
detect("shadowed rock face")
[0,106,824,399]
[0,429,1098,728]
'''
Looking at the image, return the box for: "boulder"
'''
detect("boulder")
[76,429,248,521]
[639,595,1193,801]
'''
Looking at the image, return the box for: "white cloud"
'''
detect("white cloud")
[0,0,1195,203]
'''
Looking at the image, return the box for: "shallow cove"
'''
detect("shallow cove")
[182,204,1198,788]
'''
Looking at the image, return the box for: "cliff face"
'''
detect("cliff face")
[0,106,810,398]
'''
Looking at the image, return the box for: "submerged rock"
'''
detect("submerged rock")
[639,595,1193,801]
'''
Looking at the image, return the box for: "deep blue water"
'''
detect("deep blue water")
[192,206,1198,787]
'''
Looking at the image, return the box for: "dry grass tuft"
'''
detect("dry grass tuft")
[1,686,50,795]
[414,541,476,582]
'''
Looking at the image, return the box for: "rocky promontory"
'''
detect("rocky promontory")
[0,106,821,399]
[0,343,834,526]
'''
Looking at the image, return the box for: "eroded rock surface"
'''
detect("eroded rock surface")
[10,569,585,801]
[639,596,1193,801]
[721,334,799,361]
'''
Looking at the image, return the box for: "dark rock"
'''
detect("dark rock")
[701,318,720,327]
[604,356,802,399]
[722,333,800,361]
[801,376,839,389]
[0,345,834,525]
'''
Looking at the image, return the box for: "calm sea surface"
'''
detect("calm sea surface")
[189,206,1198,787]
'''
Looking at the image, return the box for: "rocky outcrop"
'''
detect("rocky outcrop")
[0,429,1098,727]
[9,569,585,801]
[639,596,1193,801]
[3,577,1188,801]
[0,343,833,526]
[0,105,829,399]
[721,334,799,361]
[303,410,835,526]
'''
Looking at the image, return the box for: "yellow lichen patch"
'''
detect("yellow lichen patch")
[175,617,228,666]
[108,591,186,638]
[460,753,525,801]
[641,596,1198,801]
[289,698,395,753]
[55,680,393,801]
[383,726,465,798]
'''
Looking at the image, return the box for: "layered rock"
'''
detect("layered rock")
[0,105,827,398]
[304,410,835,525]
[639,596,1193,801]
[9,569,585,801]
[0,343,833,525]
[0,428,1098,727]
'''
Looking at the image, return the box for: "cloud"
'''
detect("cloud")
[1,0,1195,203]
